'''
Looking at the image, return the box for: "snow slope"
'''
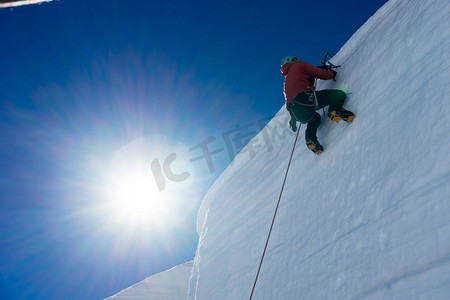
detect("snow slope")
[108,0,450,298]
[188,0,450,299]
[106,261,193,299]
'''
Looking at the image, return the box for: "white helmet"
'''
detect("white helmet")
[281,56,297,66]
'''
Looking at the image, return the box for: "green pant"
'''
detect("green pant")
[288,89,346,124]
[287,89,347,140]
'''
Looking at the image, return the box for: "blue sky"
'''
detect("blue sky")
[0,0,387,298]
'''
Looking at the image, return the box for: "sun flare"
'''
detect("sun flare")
[106,159,170,230]
[113,174,163,222]
[99,136,197,232]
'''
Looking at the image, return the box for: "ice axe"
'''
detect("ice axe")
[320,51,341,70]
[318,51,341,82]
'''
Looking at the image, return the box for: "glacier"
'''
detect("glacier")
[108,0,450,298]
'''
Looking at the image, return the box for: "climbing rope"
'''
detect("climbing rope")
[249,126,301,299]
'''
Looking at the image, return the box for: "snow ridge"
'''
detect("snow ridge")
[106,261,193,299]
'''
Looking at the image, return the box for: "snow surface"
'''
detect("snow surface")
[106,261,193,299]
[109,0,450,298]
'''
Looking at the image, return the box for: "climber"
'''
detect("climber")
[281,56,355,154]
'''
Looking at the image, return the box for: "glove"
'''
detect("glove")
[289,118,297,132]
[331,69,337,79]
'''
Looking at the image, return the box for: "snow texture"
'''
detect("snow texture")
[106,261,193,300]
[189,0,450,299]
[109,0,450,298]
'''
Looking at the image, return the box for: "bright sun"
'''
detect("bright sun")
[112,172,164,227]
[100,136,196,232]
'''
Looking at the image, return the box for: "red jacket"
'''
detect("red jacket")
[281,61,335,106]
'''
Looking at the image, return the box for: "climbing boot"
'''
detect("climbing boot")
[328,109,355,123]
[306,138,324,155]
